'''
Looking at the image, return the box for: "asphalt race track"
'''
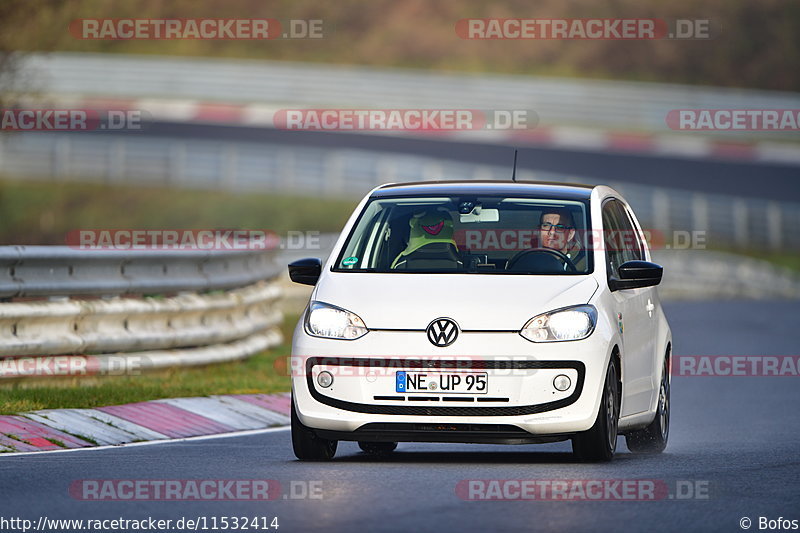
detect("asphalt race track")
[1,300,798,533]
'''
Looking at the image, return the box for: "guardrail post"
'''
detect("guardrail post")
[325,152,345,195]
[766,201,782,251]
[652,189,670,233]
[423,160,443,181]
[733,199,749,248]
[169,141,185,185]
[54,136,71,179]
[108,139,126,183]
[376,156,397,189]
[280,149,295,193]
[221,144,238,189]
[691,193,709,234]
[471,166,494,181]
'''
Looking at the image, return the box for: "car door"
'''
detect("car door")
[602,199,655,416]
[619,201,660,412]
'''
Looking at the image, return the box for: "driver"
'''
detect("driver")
[538,207,586,271]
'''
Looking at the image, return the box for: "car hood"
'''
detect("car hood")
[313,273,599,331]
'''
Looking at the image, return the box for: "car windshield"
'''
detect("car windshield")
[334,194,593,274]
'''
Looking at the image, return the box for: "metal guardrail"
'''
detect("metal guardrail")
[652,250,800,300]
[1,132,799,251]
[4,52,800,252]
[19,52,800,141]
[0,282,281,356]
[0,246,284,379]
[0,246,278,298]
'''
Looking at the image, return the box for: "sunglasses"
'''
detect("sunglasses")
[540,223,573,231]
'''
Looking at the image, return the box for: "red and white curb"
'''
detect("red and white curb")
[38,96,800,166]
[0,393,290,453]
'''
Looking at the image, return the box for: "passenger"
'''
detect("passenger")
[391,209,461,270]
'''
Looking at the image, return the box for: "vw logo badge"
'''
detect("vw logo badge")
[426,318,459,347]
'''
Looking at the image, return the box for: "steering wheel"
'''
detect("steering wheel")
[506,247,577,273]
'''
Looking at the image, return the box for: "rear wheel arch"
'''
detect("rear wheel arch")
[662,342,672,388]
[611,344,622,397]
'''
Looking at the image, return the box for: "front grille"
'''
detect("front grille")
[373,395,510,403]
[309,357,585,417]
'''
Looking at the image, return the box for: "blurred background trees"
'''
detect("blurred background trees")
[0,0,797,91]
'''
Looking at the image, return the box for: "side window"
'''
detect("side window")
[603,199,643,279]
[620,204,646,261]
[339,204,386,269]
[601,200,624,278]
[612,201,644,262]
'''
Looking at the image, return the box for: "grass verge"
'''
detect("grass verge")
[0,177,357,245]
[0,314,298,415]
[732,250,800,274]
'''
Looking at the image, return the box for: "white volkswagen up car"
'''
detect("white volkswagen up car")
[289,181,671,462]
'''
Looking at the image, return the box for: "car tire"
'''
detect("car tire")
[291,394,337,461]
[626,355,670,454]
[358,441,398,455]
[572,357,620,462]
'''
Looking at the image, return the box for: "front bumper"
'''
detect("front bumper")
[292,325,615,439]
[314,422,573,445]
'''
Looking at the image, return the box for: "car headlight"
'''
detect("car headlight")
[520,305,597,342]
[304,301,368,340]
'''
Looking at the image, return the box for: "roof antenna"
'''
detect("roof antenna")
[511,149,518,182]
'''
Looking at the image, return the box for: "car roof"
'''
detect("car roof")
[371,180,596,201]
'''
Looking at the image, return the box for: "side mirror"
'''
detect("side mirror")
[609,260,663,291]
[288,258,322,286]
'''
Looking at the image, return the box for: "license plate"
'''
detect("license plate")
[395,371,488,394]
